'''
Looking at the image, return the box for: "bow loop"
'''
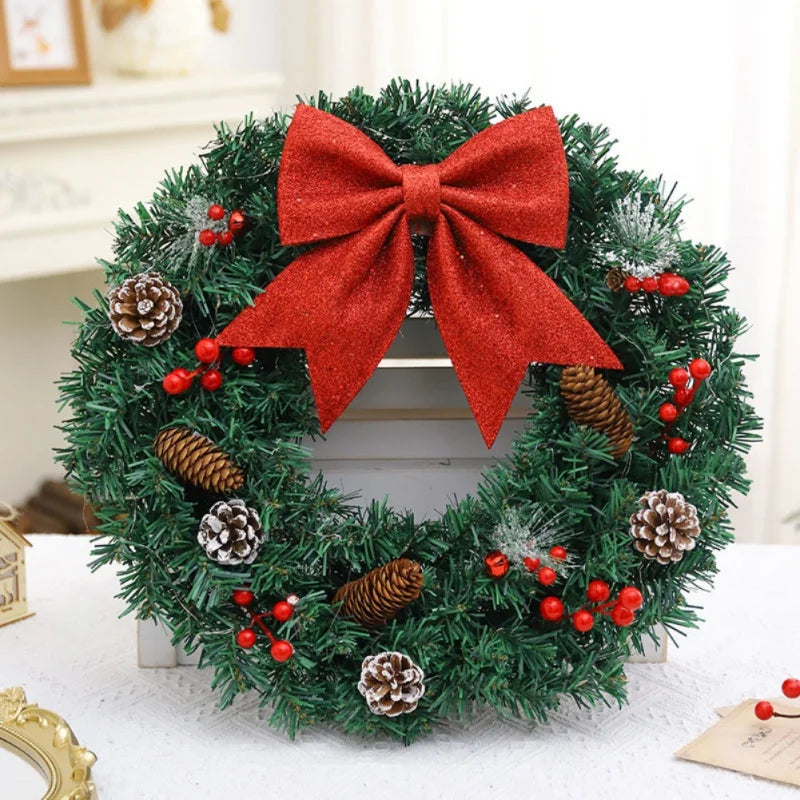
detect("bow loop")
[219,103,622,447]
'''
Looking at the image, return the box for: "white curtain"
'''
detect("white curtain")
[278,0,800,543]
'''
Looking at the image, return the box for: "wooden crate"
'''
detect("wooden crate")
[305,317,527,519]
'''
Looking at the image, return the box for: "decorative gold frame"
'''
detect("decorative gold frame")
[0,0,90,87]
[0,687,98,799]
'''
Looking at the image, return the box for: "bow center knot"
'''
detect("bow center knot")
[401,164,441,224]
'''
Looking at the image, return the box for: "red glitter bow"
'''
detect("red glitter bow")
[218,104,622,446]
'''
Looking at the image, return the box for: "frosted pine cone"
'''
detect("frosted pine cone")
[358,651,425,717]
[630,490,700,565]
[197,499,264,565]
[107,271,182,346]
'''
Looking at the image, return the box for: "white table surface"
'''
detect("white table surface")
[1,536,798,800]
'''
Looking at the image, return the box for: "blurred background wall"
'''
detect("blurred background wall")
[1,0,797,541]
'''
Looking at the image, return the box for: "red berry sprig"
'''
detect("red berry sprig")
[754,678,800,721]
[622,272,690,297]
[233,589,298,663]
[484,544,570,586]
[198,204,247,247]
[162,338,257,396]
[539,581,643,632]
[658,358,712,454]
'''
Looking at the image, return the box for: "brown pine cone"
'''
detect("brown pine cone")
[358,651,426,717]
[198,499,264,565]
[107,272,182,346]
[560,365,633,458]
[333,558,423,628]
[630,490,700,565]
[605,266,627,292]
[153,427,244,494]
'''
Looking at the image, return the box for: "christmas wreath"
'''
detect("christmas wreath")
[60,80,760,742]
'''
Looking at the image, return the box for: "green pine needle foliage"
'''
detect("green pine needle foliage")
[57,79,761,743]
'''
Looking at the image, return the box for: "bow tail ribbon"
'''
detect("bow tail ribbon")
[217,208,415,431]
[429,208,620,445]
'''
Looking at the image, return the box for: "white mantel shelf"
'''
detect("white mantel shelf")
[0,70,283,284]
[0,70,283,144]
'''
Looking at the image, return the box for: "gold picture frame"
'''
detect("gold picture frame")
[0,0,90,86]
[0,687,98,799]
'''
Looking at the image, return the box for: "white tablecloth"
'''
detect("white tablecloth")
[1,536,798,800]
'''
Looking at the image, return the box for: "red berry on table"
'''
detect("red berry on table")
[207,203,225,221]
[618,586,643,611]
[623,276,641,292]
[659,402,679,423]
[667,437,689,455]
[174,367,192,380]
[162,370,189,395]
[657,272,690,296]
[586,579,610,603]
[232,589,254,607]
[540,596,564,622]
[537,566,557,586]
[198,228,217,246]
[194,337,220,364]
[668,368,690,388]
[754,700,774,721]
[232,347,256,366]
[523,556,540,573]
[216,230,234,246]
[549,545,567,561]
[200,369,223,391]
[270,639,294,662]
[572,610,594,633]
[484,550,510,579]
[236,628,257,648]
[689,358,712,381]
[611,604,635,627]
[782,678,800,699]
[271,600,294,622]
[641,276,658,293]
[228,209,247,233]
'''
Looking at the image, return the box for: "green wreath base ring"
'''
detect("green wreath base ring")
[60,80,759,742]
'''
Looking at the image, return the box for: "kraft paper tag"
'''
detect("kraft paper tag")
[676,699,800,787]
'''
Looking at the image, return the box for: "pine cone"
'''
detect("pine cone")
[107,272,182,346]
[198,499,264,565]
[333,558,423,628]
[358,651,426,717]
[154,426,244,493]
[605,266,627,292]
[560,365,633,458]
[630,490,700,565]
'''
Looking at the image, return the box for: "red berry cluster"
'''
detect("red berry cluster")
[622,272,689,296]
[198,204,247,247]
[540,581,643,633]
[162,338,256,395]
[484,545,569,586]
[754,678,800,721]
[524,544,567,586]
[233,589,297,663]
[658,358,711,455]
